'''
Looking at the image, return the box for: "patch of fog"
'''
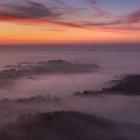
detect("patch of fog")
[0,50,139,139]
[0,94,140,125]
[65,95,140,123]
[0,73,112,99]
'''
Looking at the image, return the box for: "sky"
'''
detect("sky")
[0,0,140,44]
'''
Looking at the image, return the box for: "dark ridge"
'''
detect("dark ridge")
[103,75,140,95]
[0,59,100,88]
[0,111,140,140]
[0,111,117,140]
[40,59,71,64]
[0,94,61,104]
[74,74,140,96]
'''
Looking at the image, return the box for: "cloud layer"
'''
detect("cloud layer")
[0,0,140,31]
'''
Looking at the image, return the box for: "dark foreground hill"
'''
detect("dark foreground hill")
[0,111,140,140]
[74,74,140,96]
[103,75,140,95]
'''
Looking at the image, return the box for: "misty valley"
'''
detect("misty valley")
[0,0,140,139]
[0,49,140,140]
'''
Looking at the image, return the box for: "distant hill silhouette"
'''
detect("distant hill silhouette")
[0,59,100,88]
[74,74,140,96]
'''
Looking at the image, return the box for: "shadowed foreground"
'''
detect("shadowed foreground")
[0,111,140,140]
[74,74,140,96]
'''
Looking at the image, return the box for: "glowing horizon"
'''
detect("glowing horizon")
[0,0,140,44]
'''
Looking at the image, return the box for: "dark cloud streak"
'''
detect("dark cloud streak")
[0,0,54,18]
[0,0,140,31]
[54,0,87,13]
[124,8,140,24]
[0,0,88,29]
[89,0,111,17]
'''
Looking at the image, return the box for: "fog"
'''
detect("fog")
[0,93,140,123]
[0,47,140,139]
[0,94,140,139]
[0,50,140,98]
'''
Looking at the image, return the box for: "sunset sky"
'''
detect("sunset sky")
[0,0,140,44]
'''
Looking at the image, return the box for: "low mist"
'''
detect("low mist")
[0,93,140,123]
[0,49,140,139]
